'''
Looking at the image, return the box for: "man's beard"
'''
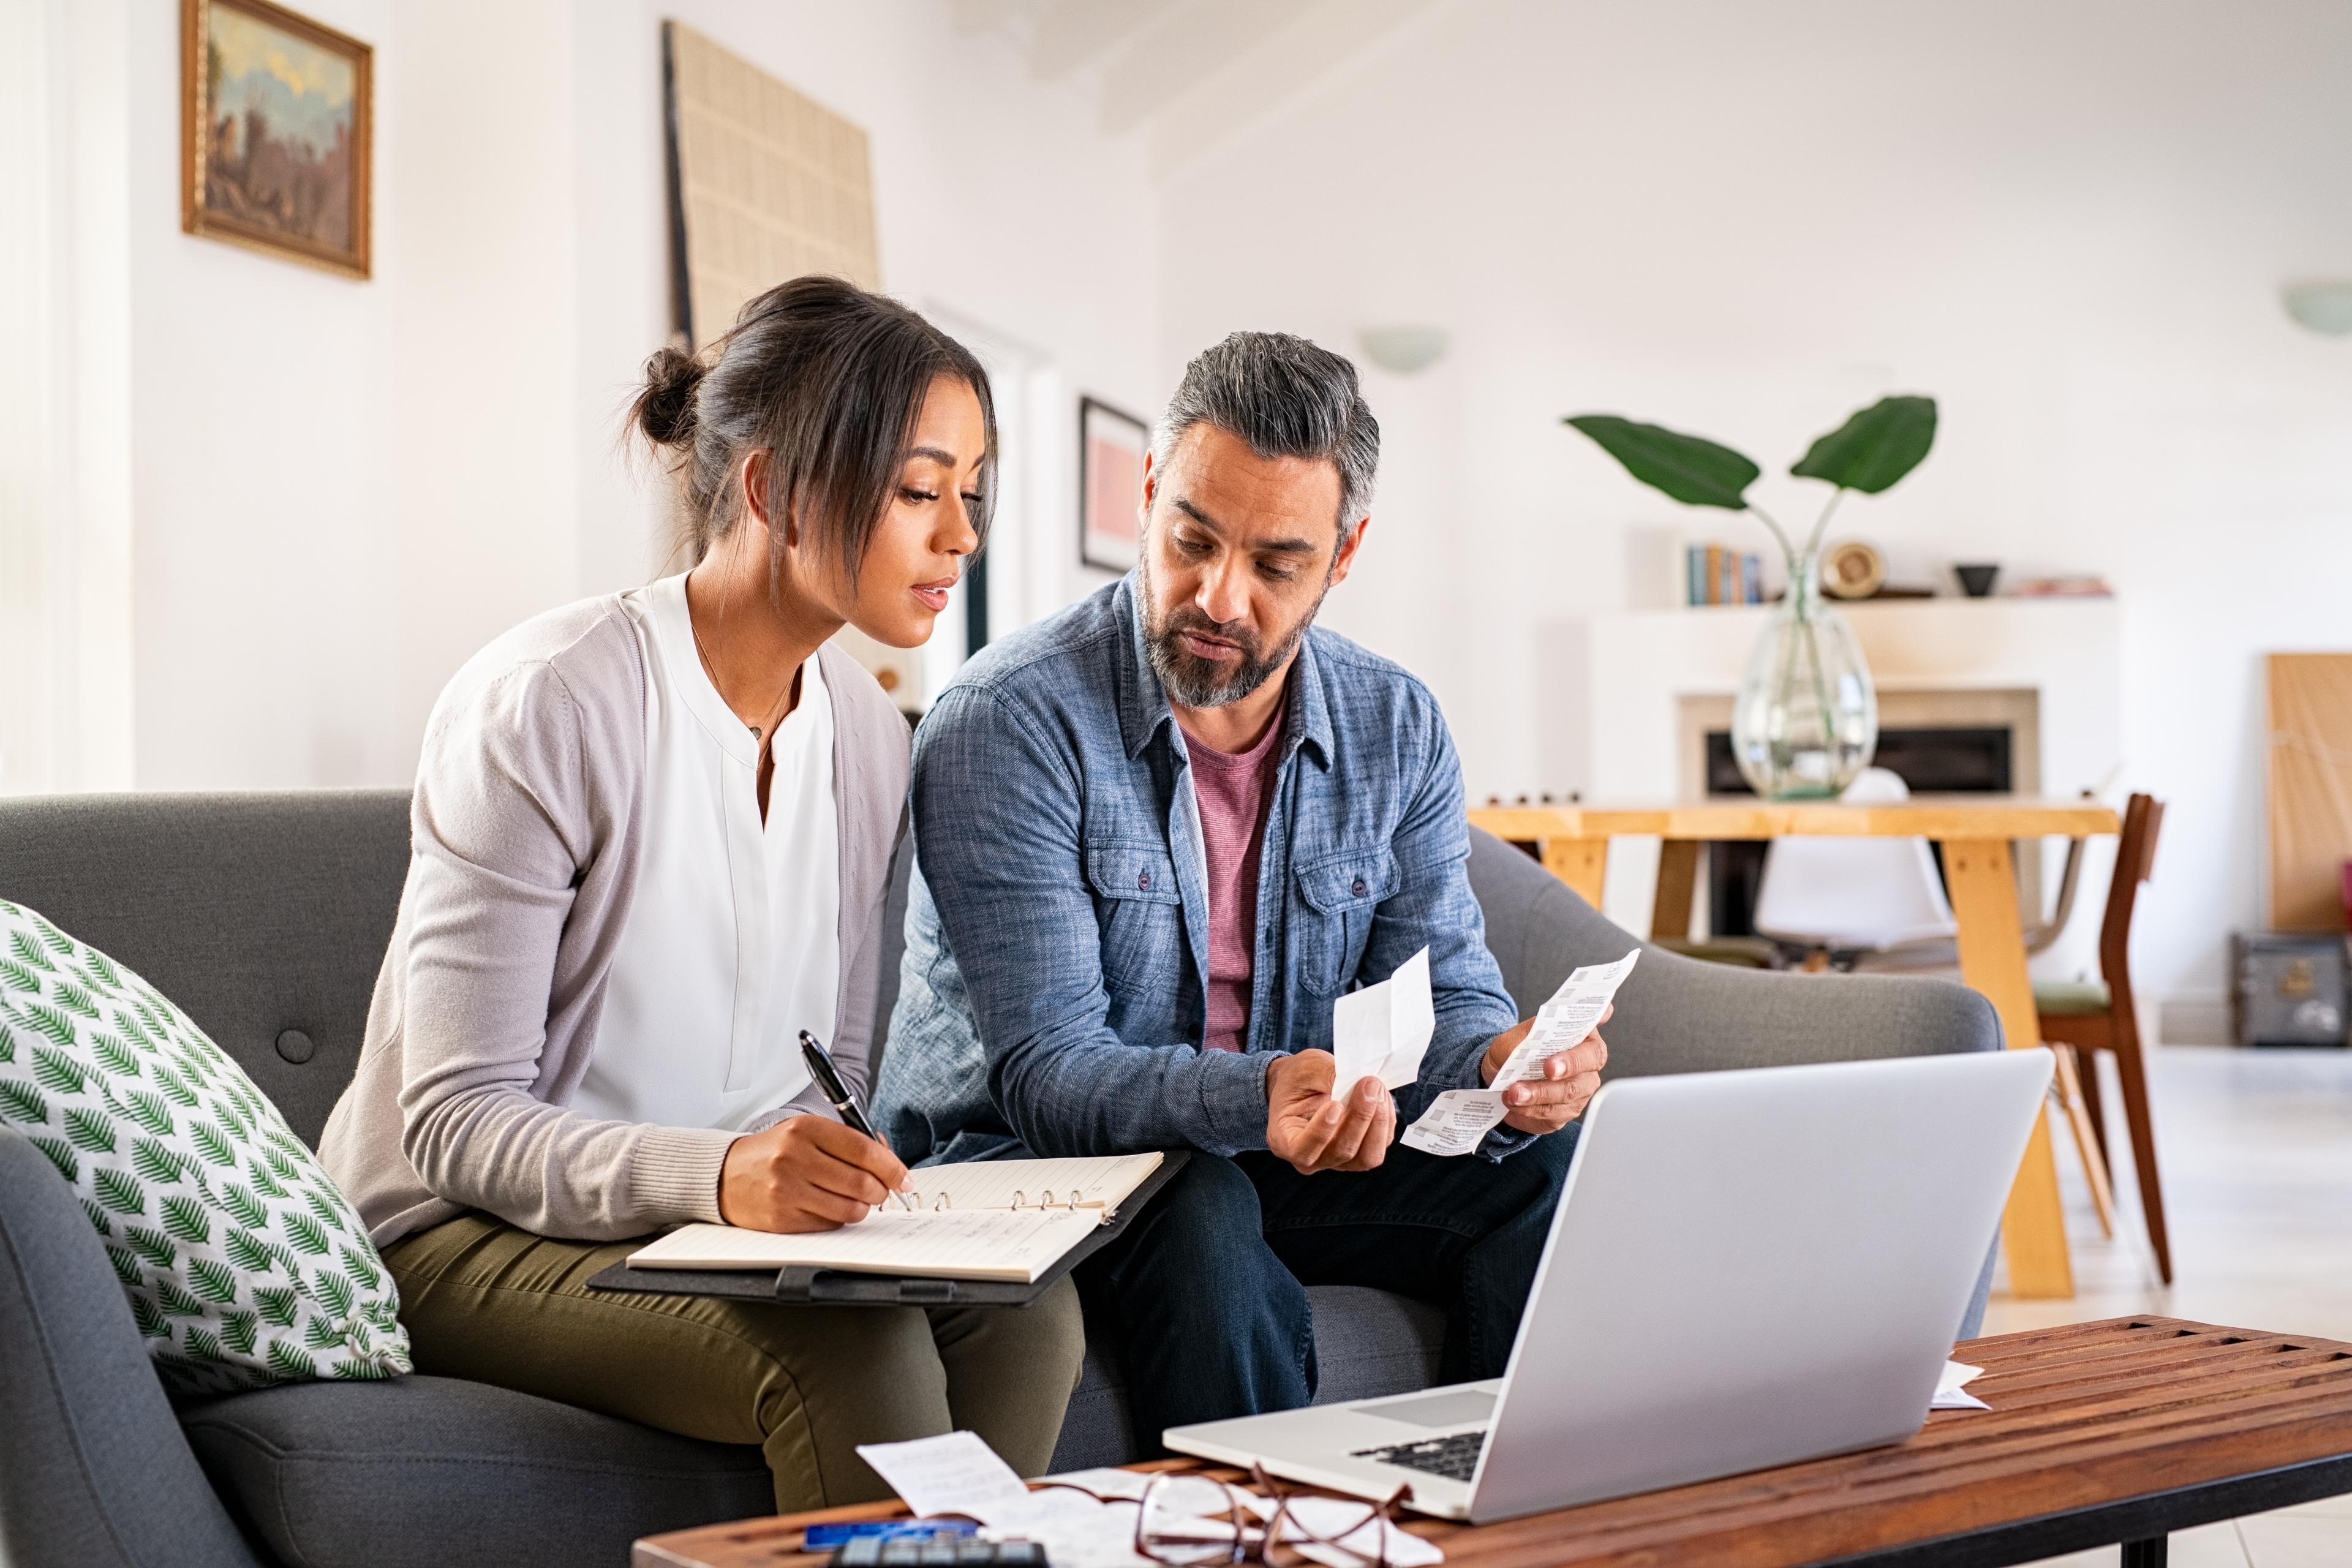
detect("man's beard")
[1139,551,1332,709]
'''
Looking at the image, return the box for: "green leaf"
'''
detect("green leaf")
[52,981,100,1019]
[80,947,120,988]
[31,1046,85,1096]
[334,1357,396,1380]
[94,1168,146,1216]
[90,1033,138,1077]
[254,1285,299,1327]
[64,1106,118,1154]
[0,1079,48,1124]
[185,1326,225,1363]
[31,915,71,956]
[212,1092,252,1142]
[0,956,40,993]
[247,1160,288,1200]
[130,1292,168,1338]
[265,1340,317,1379]
[340,1243,382,1292]
[190,1257,240,1304]
[124,1224,177,1270]
[105,1244,143,1289]
[303,1316,345,1351]
[284,1212,331,1256]
[9,929,56,970]
[130,1137,184,1185]
[221,1310,258,1355]
[222,1183,269,1232]
[1789,394,1937,494]
[20,1004,74,1050]
[303,1186,346,1234]
[150,1060,199,1107]
[264,1147,300,1183]
[122,1088,175,1138]
[226,1227,276,1273]
[190,1121,236,1168]
[314,1268,355,1318]
[161,1194,212,1246]
[157,1278,208,1317]
[113,1006,156,1050]
[1565,415,1760,509]
[29,1136,77,1184]
[81,1196,114,1237]
[0,1021,13,1063]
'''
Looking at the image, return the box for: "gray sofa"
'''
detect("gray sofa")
[0,791,2001,1568]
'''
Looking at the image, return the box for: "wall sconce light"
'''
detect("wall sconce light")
[2282,280,2352,337]
[1359,325,1450,374]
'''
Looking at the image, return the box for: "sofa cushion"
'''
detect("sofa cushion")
[0,900,410,1397]
[181,1375,774,1568]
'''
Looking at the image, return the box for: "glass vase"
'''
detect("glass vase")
[1730,551,1878,799]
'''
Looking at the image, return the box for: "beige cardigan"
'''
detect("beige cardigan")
[321,595,910,1248]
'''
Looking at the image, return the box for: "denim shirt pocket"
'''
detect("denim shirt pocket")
[1291,845,1400,998]
[1084,839,1185,1001]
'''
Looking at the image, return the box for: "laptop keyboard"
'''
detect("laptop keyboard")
[1351,1429,1487,1482]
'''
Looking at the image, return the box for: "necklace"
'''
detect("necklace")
[687,602,793,743]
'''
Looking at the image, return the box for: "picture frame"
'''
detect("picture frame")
[181,0,372,279]
[1079,396,1149,573]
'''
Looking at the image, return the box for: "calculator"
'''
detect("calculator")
[828,1538,1046,1568]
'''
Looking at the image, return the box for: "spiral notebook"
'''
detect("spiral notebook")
[624,1153,1166,1284]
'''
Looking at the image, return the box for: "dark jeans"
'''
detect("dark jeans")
[1076,1130,1579,1449]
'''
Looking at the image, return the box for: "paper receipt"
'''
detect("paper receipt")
[1401,948,1638,1156]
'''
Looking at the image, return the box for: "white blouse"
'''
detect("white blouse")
[576,572,842,1133]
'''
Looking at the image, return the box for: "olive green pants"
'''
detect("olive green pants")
[385,1214,1088,1512]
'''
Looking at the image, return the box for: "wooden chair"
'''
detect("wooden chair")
[2036,793,2172,1284]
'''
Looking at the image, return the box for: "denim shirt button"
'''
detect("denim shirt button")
[1352,877,1368,897]
[1137,871,1152,891]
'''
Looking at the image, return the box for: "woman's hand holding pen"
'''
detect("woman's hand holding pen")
[718,1117,911,1232]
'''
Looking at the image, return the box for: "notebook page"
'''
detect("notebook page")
[629,1208,1103,1282]
[902,1153,1162,1213]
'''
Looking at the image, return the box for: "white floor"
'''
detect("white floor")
[1980,1046,2352,1567]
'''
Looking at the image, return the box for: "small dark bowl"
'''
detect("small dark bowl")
[1955,563,2000,598]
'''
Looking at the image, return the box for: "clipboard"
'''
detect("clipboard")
[584,1150,1189,1308]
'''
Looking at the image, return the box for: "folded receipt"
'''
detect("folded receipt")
[1400,949,1638,1156]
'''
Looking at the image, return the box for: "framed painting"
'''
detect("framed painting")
[181,0,372,279]
[1080,397,1149,573]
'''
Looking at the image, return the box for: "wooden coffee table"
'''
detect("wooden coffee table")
[636,1317,2352,1568]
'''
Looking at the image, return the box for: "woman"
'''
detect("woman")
[320,277,1085,1510]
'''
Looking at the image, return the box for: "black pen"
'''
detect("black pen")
[799,1030,880,1142]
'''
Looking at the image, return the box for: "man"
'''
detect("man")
[874,332,1607,1444]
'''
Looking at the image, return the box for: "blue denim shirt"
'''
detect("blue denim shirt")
[873,576,1526,1167]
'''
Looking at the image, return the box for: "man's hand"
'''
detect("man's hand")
[718,1116,910,1233]
[1266,1050,1396,1175]
[1480,1005,1611,1135]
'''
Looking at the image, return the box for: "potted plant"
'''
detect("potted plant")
[1566,396,1938,799]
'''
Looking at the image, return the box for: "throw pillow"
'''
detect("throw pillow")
[0,899,411,1395]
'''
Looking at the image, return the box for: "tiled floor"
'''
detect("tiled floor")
[1980,1046,2352,1567]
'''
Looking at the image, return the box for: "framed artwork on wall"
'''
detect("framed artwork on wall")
[1080,397,1148,573]
[181,0,372,279]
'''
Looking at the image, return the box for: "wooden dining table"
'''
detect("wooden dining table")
[1468,796,2124,1300]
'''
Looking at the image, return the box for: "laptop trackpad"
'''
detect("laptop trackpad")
[1354,1390,1496,1428]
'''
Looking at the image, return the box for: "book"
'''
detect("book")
[1686,545,1706,606]
[1704,545,1724,605]
[1742,552,1762,604]
[625,1153,1166,1284]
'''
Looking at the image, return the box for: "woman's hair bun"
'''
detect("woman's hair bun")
[631,344,705,448]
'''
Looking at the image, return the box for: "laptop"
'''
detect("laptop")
[1163,1048,2054,1523]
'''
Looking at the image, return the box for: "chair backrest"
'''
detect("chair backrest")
[0,791,412,1148]
[2098,793,2163,1012]
[1751,767,1958,950]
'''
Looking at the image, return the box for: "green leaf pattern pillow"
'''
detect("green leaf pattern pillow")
[0,899,411,1395]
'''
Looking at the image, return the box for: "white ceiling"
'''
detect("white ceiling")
[950,0,1446,176]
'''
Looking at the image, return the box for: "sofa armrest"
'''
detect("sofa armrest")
[1469,829,2003,1073]
[0,1128,266,1568]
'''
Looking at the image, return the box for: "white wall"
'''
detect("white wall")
[97,0,1159,791]
[1153,0,2352,1023]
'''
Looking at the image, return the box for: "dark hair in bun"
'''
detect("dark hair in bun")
[630,276,995,585]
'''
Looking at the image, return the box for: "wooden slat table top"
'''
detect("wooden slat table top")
[1469,799,2121,842]
[635,1317,2352,1568]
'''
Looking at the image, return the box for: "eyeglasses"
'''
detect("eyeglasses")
[1122,1464,1414,1568]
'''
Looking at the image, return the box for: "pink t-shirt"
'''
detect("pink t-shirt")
[1181,709,1286,1054]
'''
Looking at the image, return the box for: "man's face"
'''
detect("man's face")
[1137,422,1368,709]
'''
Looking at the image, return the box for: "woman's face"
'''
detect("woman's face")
[838,374,989,649]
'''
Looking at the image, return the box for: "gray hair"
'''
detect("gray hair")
[1149,332,1379,529]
